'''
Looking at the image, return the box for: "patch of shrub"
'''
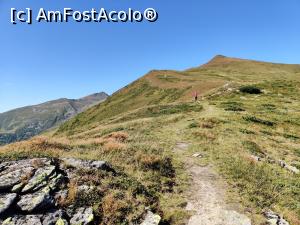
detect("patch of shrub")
[105,131,128,142]
[188,122,198,128]
[103,141,126,152]
[242,141,265,157]
[74,188,104,208]
[160,157,175,178]
[146,103,203,116]
[192,130,216,141]
[100,127,125,136]
[285,118,300,126]
[239,85,262,94]
[157,75,181,83]
[260,130,273,136]
[138,155,175,179]
[139,154,162,171]
[293,149,300,157]
[283,133,300,140]
[201,122,214,129]
[239,129,255,134]
[261,104,277,111]
[101,191,134,225]
[243,115,275,126]
[72,168,153,224]
[221,101,245,112]
[200,118,220,129]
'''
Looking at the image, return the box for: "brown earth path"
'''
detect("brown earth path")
[174,129,251,225]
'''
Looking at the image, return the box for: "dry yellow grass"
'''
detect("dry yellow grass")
[103,141,126,152]
[65,180,78,206]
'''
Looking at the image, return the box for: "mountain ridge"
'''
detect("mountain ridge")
[57,55,300,135]
[0,92,108,145]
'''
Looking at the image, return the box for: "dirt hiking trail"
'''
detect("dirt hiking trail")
[174,142,252,225]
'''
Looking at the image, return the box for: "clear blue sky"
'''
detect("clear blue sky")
[0,0,300,113]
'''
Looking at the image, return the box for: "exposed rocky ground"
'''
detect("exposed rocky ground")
[250,155,300,174]
[0,158,114,224]
[0,158,108,224]
[264,210,290,225]
[0,157,161,225]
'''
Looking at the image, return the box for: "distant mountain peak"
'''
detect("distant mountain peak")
[80,92,109,100]
[203,55,248,67]
[0,92,109,145]
[212,54,227,59]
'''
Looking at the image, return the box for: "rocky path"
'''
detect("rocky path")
[174,142,251,225]
[186,164,251,225]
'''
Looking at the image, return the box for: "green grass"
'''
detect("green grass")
[2,56,300,224]
[242,141,265,157]
[56,80,188,135]
[243,115,276,126]
[112,103,203,124]
[220,101,245,111]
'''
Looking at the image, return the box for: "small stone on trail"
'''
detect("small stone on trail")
[250,155,261,162]
[192,153,203,158]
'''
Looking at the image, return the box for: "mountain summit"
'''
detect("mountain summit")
[0,92,108,145]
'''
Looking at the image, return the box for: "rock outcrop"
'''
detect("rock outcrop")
[0,158,113,225]
[264,210,290,225]
[140,211,161,225]
[0,194,17,215]
[250,155,300,174]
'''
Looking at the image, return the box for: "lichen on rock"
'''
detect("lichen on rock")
[0,158,108,225]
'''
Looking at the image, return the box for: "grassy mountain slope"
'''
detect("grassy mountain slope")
[0,92,108,145]
[1,56,300,224]
[57,55,300,135]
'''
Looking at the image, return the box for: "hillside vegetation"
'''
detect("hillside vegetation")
[1,55,300,224]
[0,92,108,145]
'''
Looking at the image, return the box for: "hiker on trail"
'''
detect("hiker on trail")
[193,91,198,101]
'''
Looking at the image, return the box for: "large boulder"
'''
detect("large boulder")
[1,210,69,225]
[0,193,17,215]
[0,167,34,191]
[42,210,68,225]
[60,158,114,173]
[17,186,54,212]
[0,158,108,224]
[22,166,56,193]
[0,158,53,192]
[0,159,50,175]
[2,215,42,225]
[70,207,94,225]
